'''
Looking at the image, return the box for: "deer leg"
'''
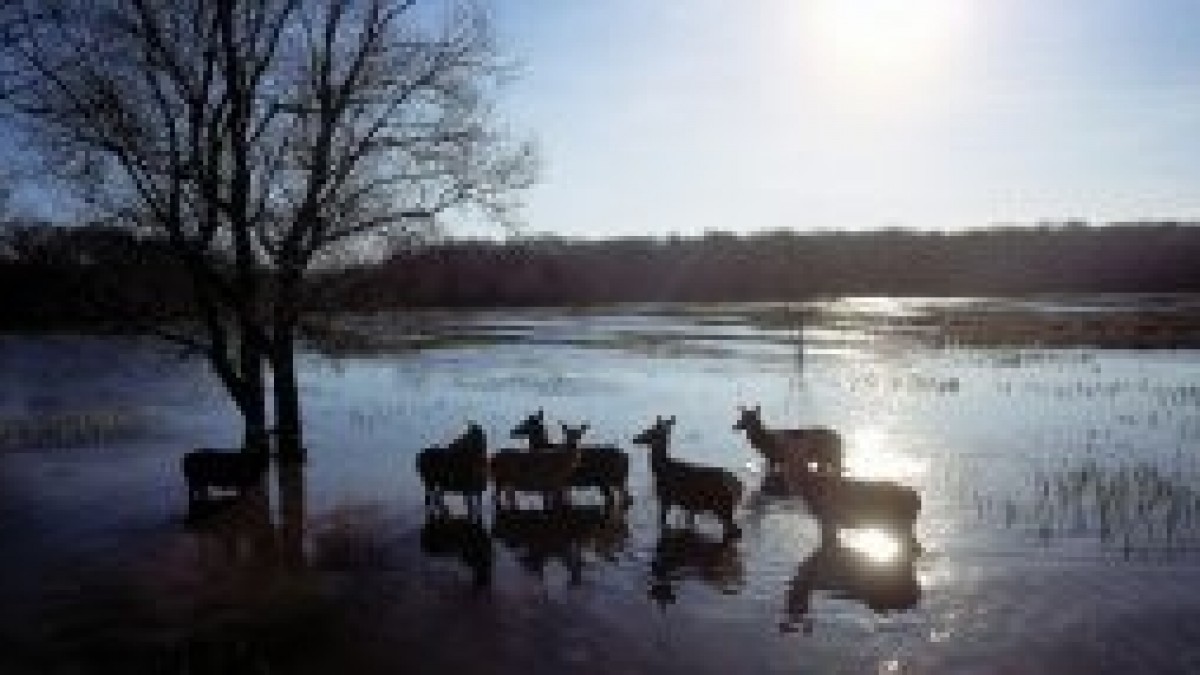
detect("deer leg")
[722,513,742,540]
[568,542,583,587]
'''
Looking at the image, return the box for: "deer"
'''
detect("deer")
[510,410,631,508]
[490,426,582,510]
[733,405,843,476]
[799,475,922,552]
[633,415,743,540]
[511,409,556,449]
[182,448,269,508]
[416,423,488,516]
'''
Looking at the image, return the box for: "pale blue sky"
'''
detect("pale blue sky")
[487,0,1200,238]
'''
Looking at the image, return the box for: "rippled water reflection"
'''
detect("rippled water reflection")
[3,296,1200,673]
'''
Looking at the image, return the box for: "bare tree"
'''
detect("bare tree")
[0,0,285,450]
[0,0,532,457]
[253,0,535,457]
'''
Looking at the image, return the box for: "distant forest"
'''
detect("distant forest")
[4,222,1200,327]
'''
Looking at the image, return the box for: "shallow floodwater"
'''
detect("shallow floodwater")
[3,296,1200,673]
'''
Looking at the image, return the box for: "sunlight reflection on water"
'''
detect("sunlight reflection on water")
[5,297,1200,673]
[840,527,907,564]
[842,426,929,482]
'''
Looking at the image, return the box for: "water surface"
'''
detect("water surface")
[3,296,1200,673]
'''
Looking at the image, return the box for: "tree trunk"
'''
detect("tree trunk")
[271,321,304,463]
[203,333,268,454]
[240,349,269,454]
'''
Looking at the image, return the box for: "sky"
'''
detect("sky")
[484,0,1200,238]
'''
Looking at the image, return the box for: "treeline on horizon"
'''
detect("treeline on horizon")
[4,222,1200,327]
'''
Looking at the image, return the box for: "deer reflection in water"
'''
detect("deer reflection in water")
[184,484,277,573]
[492,502,629,586]
[183,461,308,572]
[781,528,921,635]
[648,526,744,608]
[420,511,493,588]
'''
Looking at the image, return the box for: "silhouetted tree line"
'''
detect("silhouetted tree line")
[5,222,1200,325]
[334,222,1200,307]
[0,223,196,328]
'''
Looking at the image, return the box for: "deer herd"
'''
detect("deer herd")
[415,405,922,547]
[180,403,924,619]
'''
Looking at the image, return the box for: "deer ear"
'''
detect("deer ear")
[668,415,677,425]
[537,409,544,419]
[754,405,761,414]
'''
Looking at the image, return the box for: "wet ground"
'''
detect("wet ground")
[3,296,1200,673]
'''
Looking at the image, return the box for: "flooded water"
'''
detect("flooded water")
[3,296,1200,673]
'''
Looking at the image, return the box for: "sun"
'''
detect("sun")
[795,0,971,104]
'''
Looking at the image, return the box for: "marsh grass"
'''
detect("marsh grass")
[0,408,151,451]
[959,458,1200,560]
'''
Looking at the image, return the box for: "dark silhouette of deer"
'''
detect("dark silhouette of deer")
[800,475,922,552]
[420,511,493,588]
[490,426,582,510]
[782,532,920,634]
[511,410,631,507]
[733,406,842,475]
[182,448,269,509]
[633,415,742,540]
[416,423,488,515]
[511,409,554,449]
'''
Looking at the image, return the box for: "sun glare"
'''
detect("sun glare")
[843,427,927,482]
[840,527,906,564]
[796,0,971,104]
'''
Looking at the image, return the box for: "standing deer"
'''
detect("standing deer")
[416,423,488,516]
[633,416,742,540]
[733,406,842,475]
[800,475,922,552]
[511,409,555,449]
[182,449,269,509]
[510,410,631,507]
[490,425,582,511]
